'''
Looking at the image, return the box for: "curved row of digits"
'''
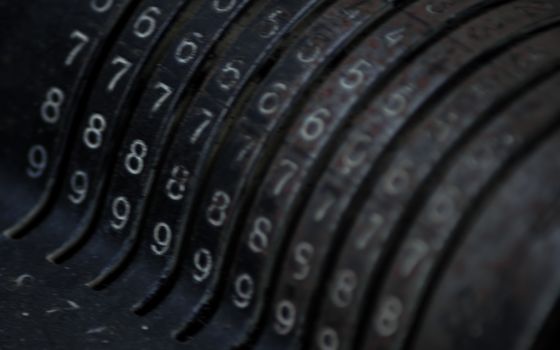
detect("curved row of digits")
[1,0,560,349]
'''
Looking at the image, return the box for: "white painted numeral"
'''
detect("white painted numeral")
[273,159,298,196]
[384,27,406,47]
[190,108,214,144]
[124,139,148,175]
[400,238,429,276]
[355,213,384,250]
[375,296,403,336]
[258,82,287,115]
[65,30,90,66]
[297,38,321,64]
[193,248,213,283]
[317,327,339,350]
[175,32,203,65]
[41,87,65,124]
[339,59,373,91]
[91,0,113,13]
[68,170,89,204]
[330,269,357,308]
[338,133,370,175]
[152,82,173,112]
[206,190,231,227]
[26,145,48,179]
[259,9,284,39]
[292,242,314,281]
[213,0,237,13]
[299,108,331,142]
[217,60,243,91]
[110,196,131,230]
[107,56,132,92]
[151,222,172,256]
[83,113,107,149]
[382,85,413,117]
[248,216,272,254]
[165,165,190,201]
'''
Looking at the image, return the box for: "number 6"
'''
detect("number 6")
[133,6,162,39]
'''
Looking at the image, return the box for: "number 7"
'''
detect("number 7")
[151,82,173,112]
[107,56,132,92]
[65,30,90,66]
[273,159,299,196]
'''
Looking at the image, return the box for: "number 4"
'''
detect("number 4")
[384,27,406,47]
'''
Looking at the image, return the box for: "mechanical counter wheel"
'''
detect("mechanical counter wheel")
[0,0,559,349]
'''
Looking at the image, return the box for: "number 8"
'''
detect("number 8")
[317,328,339,350]
[232,274,254,309]
[375,295,403,336]
[41,87,65,124]
[248,216,272,253]
[206,190,231,227]
[193,248,213,283]
[133,6,162,39]
[125,139,148,175]
[83,113,107,149]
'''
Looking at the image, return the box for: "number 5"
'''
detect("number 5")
[339,59,373,91]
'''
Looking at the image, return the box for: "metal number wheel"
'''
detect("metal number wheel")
[0,0,559,349]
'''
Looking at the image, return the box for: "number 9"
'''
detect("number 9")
[26,145,48,179]
[193,248,213,283]
[375,295,403,336]
[68,170,89,205]
[110,196,131,230]
[232,273,254,309]
[274,300,296,335]
[150,222,172,256]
